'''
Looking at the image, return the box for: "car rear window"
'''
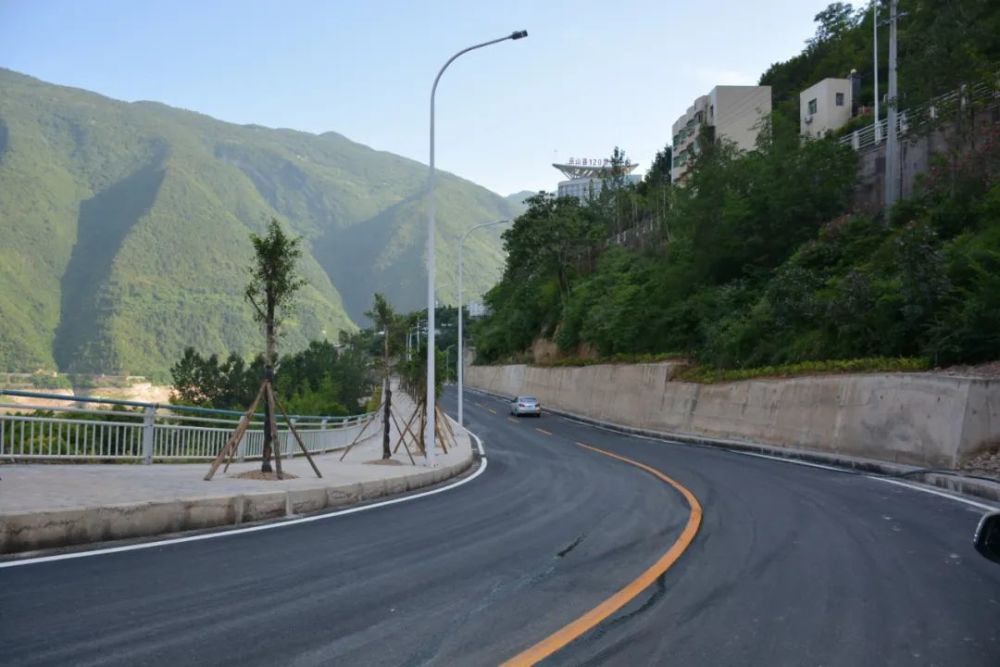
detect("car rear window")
[521,396,538,402]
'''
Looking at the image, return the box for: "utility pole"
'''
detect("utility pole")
[873,0,880,144]
[884,0,900,210]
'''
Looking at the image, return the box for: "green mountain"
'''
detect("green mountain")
[505,190,535,212]
[0,68,520,375]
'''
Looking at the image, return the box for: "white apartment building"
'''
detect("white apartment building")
[800,77,853,138]
[670,85,772,184]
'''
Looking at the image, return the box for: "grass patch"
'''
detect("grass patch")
[534,352,686,368]
[674,357,931,384]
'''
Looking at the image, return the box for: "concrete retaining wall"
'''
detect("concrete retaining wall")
[466,363,1000,468]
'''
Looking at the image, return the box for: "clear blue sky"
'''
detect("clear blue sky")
[0,0,835,195]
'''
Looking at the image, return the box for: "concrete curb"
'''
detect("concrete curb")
[469,387,1000,504]
[0,453,475,554]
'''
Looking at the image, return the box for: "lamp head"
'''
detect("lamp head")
[511,30,528,40]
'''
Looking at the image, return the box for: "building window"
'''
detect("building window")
[835,92,844,106]
[808,98,817,115]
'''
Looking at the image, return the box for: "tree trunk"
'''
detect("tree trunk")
[261,304,276,473]
[382,379,392,459]
[380,327,392,459]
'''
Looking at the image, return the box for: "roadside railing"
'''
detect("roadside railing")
[0,389,379,463]
[840,80,998,153]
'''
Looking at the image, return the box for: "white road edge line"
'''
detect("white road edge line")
[866,475,998,512]
[443,412,485,457]
[731,450,853,473]
[0,452,490,570]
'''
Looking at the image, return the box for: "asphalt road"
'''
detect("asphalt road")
[2,387,998,666]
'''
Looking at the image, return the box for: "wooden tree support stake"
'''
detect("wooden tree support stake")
[338,403,383,462]
[388,407,417,465]
[272,387,322,479]
[266,380,284,480]
[393,400,422,456]
[436,405,458,449]
[433,411,449,455]
[205,381,266,481]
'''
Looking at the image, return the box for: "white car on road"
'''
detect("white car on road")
[510,395,541,417]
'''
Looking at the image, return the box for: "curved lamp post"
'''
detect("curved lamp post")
[424,30,527,465]
[457,219,510,427]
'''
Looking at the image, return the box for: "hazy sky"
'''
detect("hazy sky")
[0,0,834,195]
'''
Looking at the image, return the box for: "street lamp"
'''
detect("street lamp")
[424,30,528,465]
[457,219,510,427]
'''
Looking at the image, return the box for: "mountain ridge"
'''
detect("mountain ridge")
[0,67,518,375]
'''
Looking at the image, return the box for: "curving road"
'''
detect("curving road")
[1,387,998,666]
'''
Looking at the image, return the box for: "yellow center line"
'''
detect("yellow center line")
[487,408,497,414]
[507,417,519,423]
[501,442,703,666]
[534,427,552,436]
[476,402,485,407]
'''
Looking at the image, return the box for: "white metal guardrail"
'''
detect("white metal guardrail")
[0,390,379,463]
[840,81,998,153]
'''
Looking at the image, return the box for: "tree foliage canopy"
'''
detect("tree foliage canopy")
[474,0,1000,371]
[246,218,306,333]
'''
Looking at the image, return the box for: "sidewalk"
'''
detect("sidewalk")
[0,389,475,554]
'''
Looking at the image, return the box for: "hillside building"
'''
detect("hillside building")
[670,85,772,184]
[800,73,860,138]
[553,157,640,202]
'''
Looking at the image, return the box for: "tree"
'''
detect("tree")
[502,192,591,300]
[366,293,397,459]
[807,2,859,50]
[641,143,672,190]
[245,218,305,472]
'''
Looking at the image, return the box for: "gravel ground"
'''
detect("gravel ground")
[231,470,300,480]
[960,448,1000,480]
[936,361,1000,378]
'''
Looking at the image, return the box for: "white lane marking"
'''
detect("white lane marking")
[470,432,486,457]
[731,450,852,473]
[0,457,489,570]
[866,476,998,512]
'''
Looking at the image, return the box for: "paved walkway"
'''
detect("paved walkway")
[0,388,474,552]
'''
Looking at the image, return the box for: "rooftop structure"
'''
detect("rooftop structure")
[553,157,639,202]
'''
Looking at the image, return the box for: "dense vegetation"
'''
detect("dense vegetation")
[761,0,1000,138]
[0,68,522,376]
[168,296,449,418]
[475,1,1000,371]
[170,338,373,416]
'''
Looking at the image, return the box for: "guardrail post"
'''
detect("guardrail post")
[141,406,155,464]
[321,418,328,452]
[236,416,248,462]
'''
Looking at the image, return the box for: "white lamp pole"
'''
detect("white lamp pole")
[458,219,510,427]
[425,30,527,464]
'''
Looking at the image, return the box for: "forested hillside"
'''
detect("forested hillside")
[0,68,519,376]
[474,0,1000,371]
